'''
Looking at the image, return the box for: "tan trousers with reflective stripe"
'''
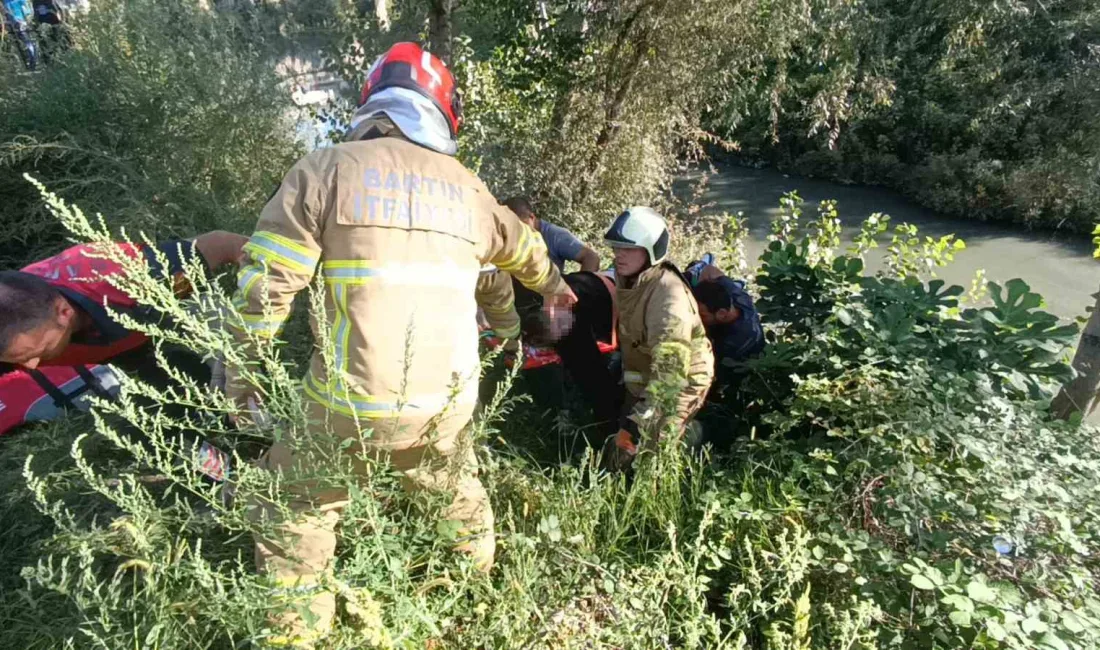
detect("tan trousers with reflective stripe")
[253,403,494,646]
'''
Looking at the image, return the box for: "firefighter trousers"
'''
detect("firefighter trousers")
[251,408,493,647]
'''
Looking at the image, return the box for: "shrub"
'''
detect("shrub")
[0,0,301,269]
[1,185,1098,648]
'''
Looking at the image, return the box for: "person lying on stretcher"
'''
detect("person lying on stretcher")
[478,265,622,435]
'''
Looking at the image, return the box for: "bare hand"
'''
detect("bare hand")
[543,287,578,340]
[194,230,250,270]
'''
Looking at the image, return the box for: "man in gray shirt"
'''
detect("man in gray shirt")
[505,197,600,272]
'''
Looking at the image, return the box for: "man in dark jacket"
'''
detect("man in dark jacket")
[691,265,765,385]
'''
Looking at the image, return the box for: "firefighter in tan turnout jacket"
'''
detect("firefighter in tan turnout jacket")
[226,43,574,647]
[602,207,714,470]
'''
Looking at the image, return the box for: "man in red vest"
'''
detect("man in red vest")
[0,231,247,436]
[0,231,247,371]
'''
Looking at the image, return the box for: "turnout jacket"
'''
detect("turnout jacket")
[228,126,567,447]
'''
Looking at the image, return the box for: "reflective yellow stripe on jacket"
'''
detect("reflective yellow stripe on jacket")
[495,226,552,288]
[229,262,290,337]
[305,259,480,419]
[244,231,321,274]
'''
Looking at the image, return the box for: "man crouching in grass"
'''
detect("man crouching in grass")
[0,231,247,435]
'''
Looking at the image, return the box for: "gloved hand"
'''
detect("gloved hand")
[502,337,522,369]
[601,428,638,473]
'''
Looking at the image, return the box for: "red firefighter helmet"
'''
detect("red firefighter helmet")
[359,42,463,137]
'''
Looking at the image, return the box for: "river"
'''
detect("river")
[680,164,1096,320]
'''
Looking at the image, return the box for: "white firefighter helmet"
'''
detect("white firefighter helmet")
[603,206,670,265]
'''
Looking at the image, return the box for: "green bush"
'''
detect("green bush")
[1,185,1098,648]
[2,2,1098,647]
[0,0,301,268]
[710,0,1100,232]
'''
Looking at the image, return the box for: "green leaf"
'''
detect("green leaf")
[992,582,1024,607]
[1022,617,1049,635]
[941,594,974,613]
[911,575,936,591]
[985,620,1007,641]
[967,581,997,603]
[949,610,972,627]
[435,519,463,541]
[1060,611,1086,634]
[833,562,849,574]
[1038,632,1070,650]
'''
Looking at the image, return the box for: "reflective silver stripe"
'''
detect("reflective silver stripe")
[303,373,478,419]
[321,260,477,289]
[244,231,319,274]
[332,283,350,391]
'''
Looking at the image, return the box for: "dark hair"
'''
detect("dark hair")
[693,281,732,312]
[0,271,62,352]
[503,196,535,220]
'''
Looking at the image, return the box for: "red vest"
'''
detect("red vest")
[0,365,122,436]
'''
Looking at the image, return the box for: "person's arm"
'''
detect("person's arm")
[142,233,243,299]
[193,231,249,270]
[575,245,600,273]
[626,278,698,445]
[476,270,521,345]
[486,205,576,324]
[224,156,325,408]
[546,222,598,273]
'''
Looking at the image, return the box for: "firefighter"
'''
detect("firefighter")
[601,206,714,471]
[226,42,575,647]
